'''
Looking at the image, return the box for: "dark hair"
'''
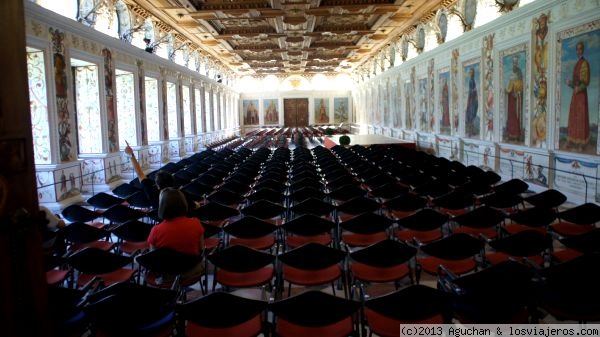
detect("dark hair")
[158,188,188,220]
[155,171,174,190]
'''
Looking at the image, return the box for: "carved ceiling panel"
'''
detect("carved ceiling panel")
[129,0,453,76]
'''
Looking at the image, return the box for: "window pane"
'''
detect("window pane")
[145,77,160,141]
[27,48,51,164]
[205,90,211,131]
[116,70,136,147]
[73,60,102,154]
[195,88,203,133]
[166,81,178,138]
[182,85,192,135]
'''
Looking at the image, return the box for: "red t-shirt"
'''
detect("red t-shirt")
[147,216,205,255]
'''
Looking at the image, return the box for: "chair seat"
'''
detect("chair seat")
[351,263,410,283]
[215,266,274,288]
[342,232,388,248]
[419,257,476,276]
[46,269,70,285]
[552,249,584,263]
[504,223,547,235]
[77,268,136,287]
[276,316,353,337]
[229,236,276,251]
[70,241,115,253]
[365,309,444,337]
[187,315,263,337]
[286,234,332,249]
[119,241,150,255]
[387,209,417,220]
[283,264,342,286]
[485,252,544,266]
[205,237,221,251]
[551,222,595,237]
[395,228,442,243]
[453,226,498,239]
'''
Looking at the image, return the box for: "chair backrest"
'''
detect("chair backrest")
[179,291,267,337]
[270,290,360,337]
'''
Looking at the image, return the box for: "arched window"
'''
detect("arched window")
[115,69,136,147]
[145,77,160,142]
[26,47,52,164]
[94,2,118,39]
[166,81,178,138]
[204,89,212,132]
[115,0,133,42]
[71,58,102,154]
[35,0,78,21]
[194,87,204,133]
[182,84,192,135]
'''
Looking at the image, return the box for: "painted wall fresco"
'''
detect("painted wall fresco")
[428,59,435,134]
[54,165,81,201]
[334,97,349,123]
[531,13,549,148]
[264,98,279,125]
[451,49,460,134]
[556,21,600,155]
[463,59,481,139]
[103,48,118,152]
[482,34,495,141]
[137,61,148,146]
[418,77,429,132]
[314,97,330,124]
[500,44,528,145]
[50,28,76,162]
[243,99,259,125]
[438,69,451,135]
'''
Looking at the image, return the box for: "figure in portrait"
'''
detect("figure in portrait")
[464,65,480,138]
[334,97,348,123]
[316,98,329,123]
[504,54,524,142]
[565,41,590,151]
[404,82,412,129]
[419,78,428,131]
[264,99,278,125]
[558,25,600,155]
[440,74,451,134]
[244,100,258,125]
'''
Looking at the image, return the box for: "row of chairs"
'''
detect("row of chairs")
[48,250,600,337]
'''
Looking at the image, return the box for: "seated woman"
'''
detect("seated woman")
[148,188,205,283]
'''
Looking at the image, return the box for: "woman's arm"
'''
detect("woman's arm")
[124,141,147,182]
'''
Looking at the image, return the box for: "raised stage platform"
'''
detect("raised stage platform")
[323,134,416,149]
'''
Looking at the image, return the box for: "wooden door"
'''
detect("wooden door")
[283,98,309,127]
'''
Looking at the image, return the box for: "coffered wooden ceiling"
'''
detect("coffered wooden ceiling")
[130,0,451,77]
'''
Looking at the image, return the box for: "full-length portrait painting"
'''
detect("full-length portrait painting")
[243,99,259,126]
[418,78,429,132]
[463,60,481,139]
[334,97,349,123]
[557,21,600,155]
[438,70,451,135]
[500,44,528,145]
[315,98,330,124]
[264,99,279,125]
